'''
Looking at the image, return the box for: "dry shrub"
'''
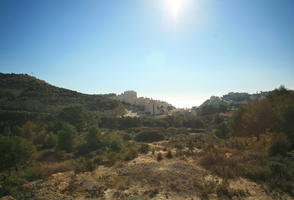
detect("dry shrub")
[193,178,216,198]
[169,181,182,192]
[144,187,160,198]
[192,176,244,200]
[200,149,243,179]
[166,150,173,159]
[200,146,271,182]
[175,148,184,157]
[20,161,73,180]
[113,160,125,169]
[138,143,150,154]
[157,152,163,161]
[227,136,272,153]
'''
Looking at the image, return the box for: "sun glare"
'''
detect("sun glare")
[164,0,185,21]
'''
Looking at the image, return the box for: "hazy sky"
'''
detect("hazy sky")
[0,0,293,108]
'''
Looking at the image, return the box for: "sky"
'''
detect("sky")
[0,0,293,108]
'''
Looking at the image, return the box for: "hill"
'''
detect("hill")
[0,73,125,127]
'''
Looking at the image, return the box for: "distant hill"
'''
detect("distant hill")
[0,73,125,126]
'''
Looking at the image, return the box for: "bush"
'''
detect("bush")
[0,136,36,173]
[72,158,96,173]
[0,174,26,198]
[134,130,165,143]
[166,150,173,159]
[157,152,163,161]
[215,122,230,139]
[123,148,138,161]
[266,157,294,196]
[138,144,150,154]
[269,134,291,156]
[200,146,294,196]
[19,161,73,180]
[57,122,77,152]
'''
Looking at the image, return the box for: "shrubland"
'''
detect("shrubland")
[198,86,294,196]
[1,74,293,199]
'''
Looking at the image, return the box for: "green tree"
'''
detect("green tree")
[109,136,123,153]
[3,126,12,136]
[11,125,22,136]
[86,126,102,150]
[59,105,90,131]
[21,121,38,140]
[0,136,36,173]
[45,133,58,149]
[34,129,47,146]
[215,123,230,139]
[269,133,291,156]
[57,122,77,152]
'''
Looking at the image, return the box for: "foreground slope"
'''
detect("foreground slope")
[18,145,293,200]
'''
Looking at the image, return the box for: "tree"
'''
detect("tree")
[109,135,123,153]
[215,123,230,139]
[269,133,291,156]
[3,126,11,136]
[34,129,47,146]
[57,122,77,152]
[59,105,90,131]
[45,133,58,149]
[11,125,22,136]
[0,136,36,173]
[86,126,102,150]
[21,121,38,140]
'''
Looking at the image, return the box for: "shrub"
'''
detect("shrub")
[123,148,138,161]
[269,134,291,156]
[57,122,77,152]
[138,144,150,154]
[0,174,26,198]
[157,152,163,161]
[266,157,294,196]
[0,136,36,173]
[166,150,173,159]
[200,149,242,179]
[19,161,73,180]
[215,123,230,139]
[72,158,96,173]
[134,130,165,143]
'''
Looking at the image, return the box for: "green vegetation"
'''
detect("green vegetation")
[134,130,165,143]
[0,74,293,198]
[200,86,294,196]
[0,136,36,174]
[0,73,125,128]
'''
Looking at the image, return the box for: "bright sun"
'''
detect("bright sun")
[164,0,185,21]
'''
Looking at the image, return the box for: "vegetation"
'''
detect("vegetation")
[0,74,293,198]
[200,86,294,196]
[0,136,36,174]
[134,130,165,143]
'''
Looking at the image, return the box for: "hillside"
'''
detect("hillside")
[0,74,293,199]
[0,73,125,126]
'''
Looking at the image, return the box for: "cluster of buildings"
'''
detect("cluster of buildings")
[115,90,174,115]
